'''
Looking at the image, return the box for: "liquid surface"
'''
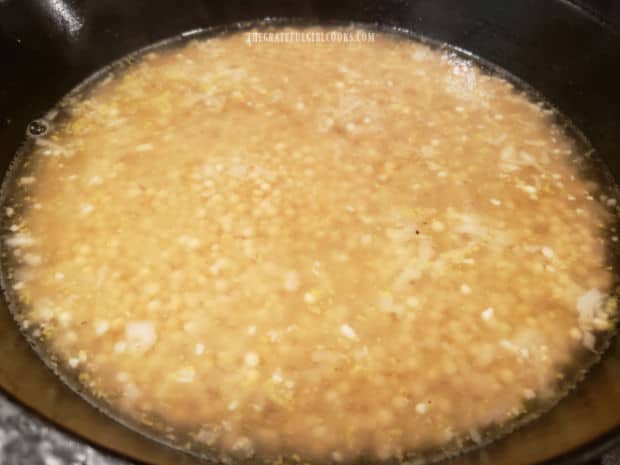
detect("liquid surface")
[2,27,618,463]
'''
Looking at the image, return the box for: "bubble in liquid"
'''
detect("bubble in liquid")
[27,119,49,137]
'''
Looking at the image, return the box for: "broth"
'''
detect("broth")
[1,26,619,464]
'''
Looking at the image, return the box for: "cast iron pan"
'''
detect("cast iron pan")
[1,1,620,464]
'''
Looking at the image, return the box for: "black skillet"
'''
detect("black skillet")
[1,1,620,465]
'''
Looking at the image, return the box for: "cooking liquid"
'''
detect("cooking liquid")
[1,26,619,464]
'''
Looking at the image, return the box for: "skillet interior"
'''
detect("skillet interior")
[0,1,620,464]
